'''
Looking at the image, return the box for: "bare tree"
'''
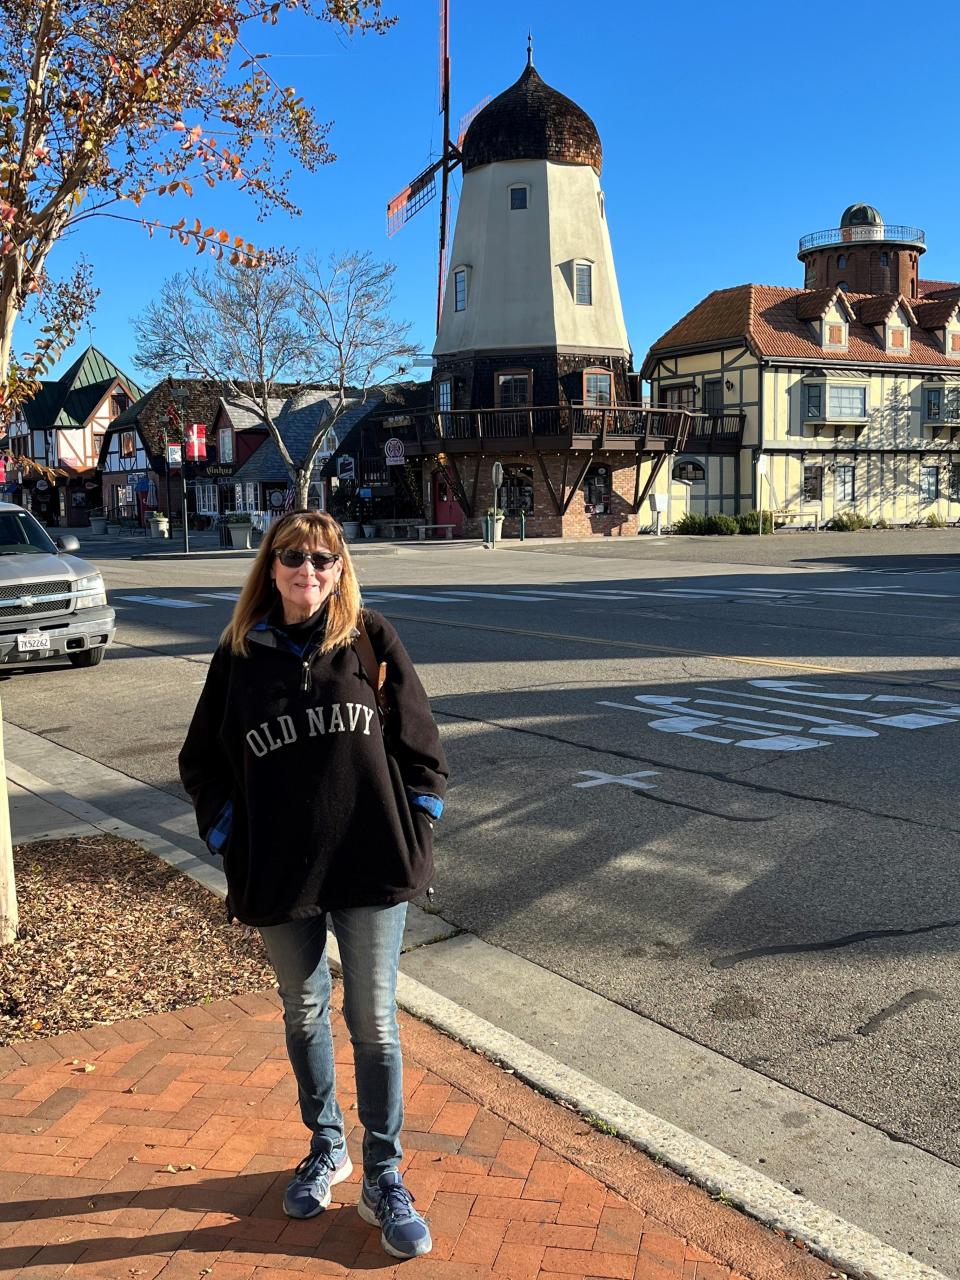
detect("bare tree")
[133,251,417,505]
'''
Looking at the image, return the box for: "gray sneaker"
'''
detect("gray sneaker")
[282,1145,353,1219]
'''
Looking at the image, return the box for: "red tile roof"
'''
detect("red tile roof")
[919,278,960,298]
[644,283,960,372]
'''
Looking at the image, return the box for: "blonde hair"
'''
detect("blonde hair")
[222,510,362,657]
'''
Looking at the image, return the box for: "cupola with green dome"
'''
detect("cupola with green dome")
[797,203,926,298]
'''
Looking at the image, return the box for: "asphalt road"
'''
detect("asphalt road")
[8,530,960,1177]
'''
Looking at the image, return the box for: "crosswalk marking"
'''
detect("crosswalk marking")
[116,595,207,609]
[197,591,241,601]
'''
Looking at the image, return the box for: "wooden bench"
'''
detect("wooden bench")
[415,523,455,540]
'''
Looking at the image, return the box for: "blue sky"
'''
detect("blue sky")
[34,0,960,386]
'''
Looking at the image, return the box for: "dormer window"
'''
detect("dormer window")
[218,427,234,464]
[454,267,468,312]
[886,324,909,354]
[574,261,593,306]
[509,185,528,210]
[824,321,847,349]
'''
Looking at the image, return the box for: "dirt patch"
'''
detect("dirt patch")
[1,834,274,1043]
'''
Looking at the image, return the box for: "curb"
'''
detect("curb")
[7,762,949,1280]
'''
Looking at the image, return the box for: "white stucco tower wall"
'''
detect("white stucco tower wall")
[434,158,629,357]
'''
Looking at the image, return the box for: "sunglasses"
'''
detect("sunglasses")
[274,548,341,571]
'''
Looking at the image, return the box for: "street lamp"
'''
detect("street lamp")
[169,383,190,554]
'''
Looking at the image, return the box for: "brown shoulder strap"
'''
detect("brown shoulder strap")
[355,613,390,721]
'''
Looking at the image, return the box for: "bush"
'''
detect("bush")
[672,512,708,535]
[873,517,890,529]
[824,509,870,531]
[705,513,739,536]
[735,510,774,535]
[926,512,948,528]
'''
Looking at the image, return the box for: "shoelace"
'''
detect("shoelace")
[294,1148,337,1183]
[376,1181,416,1223]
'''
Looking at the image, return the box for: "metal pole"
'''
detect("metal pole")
[182,463,190,554]
[492,490,498,550]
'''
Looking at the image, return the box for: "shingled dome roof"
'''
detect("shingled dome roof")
[461,63,602,174]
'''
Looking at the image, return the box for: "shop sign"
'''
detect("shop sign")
[35,478,50,491]
[384,437,405,466]
[206,464,234,477]
[337,455,355,480]
[84,481,97,491]
[358,487,373,499]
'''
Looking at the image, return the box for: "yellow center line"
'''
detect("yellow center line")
[378,610,855,676]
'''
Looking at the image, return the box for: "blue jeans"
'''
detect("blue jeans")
[259,903,407,1183]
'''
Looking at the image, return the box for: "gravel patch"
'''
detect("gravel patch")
[1,834,275,1043]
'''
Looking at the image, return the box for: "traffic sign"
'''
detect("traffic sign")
[492,461,504,489]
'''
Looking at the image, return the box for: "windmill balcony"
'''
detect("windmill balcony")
[383,404,745,457]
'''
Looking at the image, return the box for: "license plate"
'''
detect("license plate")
[17,634,50,652]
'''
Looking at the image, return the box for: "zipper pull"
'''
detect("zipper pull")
[301,661,310,692]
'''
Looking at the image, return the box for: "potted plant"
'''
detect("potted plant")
[486,506,505,540]
[88,509,108,535]
[223,511,254,549]
[331,479,361,540]
[147,510,170,539]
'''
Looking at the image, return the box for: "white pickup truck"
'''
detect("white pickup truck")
[0,501,116,669]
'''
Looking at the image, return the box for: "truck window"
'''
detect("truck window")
[0,511,58,554]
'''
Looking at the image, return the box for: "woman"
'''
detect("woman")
[179,510,447,1260]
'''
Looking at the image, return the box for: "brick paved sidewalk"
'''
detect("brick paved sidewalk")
[0,983,832,1280]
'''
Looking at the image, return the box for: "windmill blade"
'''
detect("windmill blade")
[457,97,491,149]
[386,161,440,236]
[438,0,449,114]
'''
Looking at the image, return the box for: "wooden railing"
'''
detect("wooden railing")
[383,404,745,454]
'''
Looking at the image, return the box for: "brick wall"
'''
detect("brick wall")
[451,449,639,539]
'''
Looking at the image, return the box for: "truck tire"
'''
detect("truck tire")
[69,647,104,668]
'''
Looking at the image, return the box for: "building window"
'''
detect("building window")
[245,482,257,511]
[660,384,696,410]
[93,432,105,458]
[509,185,528,210]
[582,463,611,513]
[496,370,532,408]
[826,323,846,347]
[574,262,593,306]
[437,379,453,412]
[838,281,849,292]
[702,379,723,415]
[803,464,823,501]
[951,463,960,499]
[502,466,534,516]
[837,254,847,269]
[110,390,130,419]
[454,267,467,312]
[827,385,866,418]
[889,327,907,350]
[835,464,856,504]
[196,483,218,514]
[948,389,960,420]
[803,383,823,419]
[673,459,705,483]
[921,467,940,502]
[583,370,612,406]
[880,252,889,267]
[597,191,605,219]
[218,428,234,464]
[121,430,136,458]
[926,388,943,421]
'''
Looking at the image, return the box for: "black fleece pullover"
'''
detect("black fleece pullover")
[178,609,448,926]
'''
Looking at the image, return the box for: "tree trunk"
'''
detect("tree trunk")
[0,696,18,946]
[294,470,310,509]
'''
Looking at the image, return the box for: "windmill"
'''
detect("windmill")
[386,0,488,331]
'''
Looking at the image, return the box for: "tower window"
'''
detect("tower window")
[574,262,593,306]
[437,379,453,413]
[509,185,528,210]
[496,370,532,408]
[583,370,612,406]
[837,281,849,292]
[837,254,847,269]
[880,252,889,267]
[597,191,605,220]
[454,268,467,312]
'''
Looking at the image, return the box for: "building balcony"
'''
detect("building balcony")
[380,405,745,458]
[798,224,925,253]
